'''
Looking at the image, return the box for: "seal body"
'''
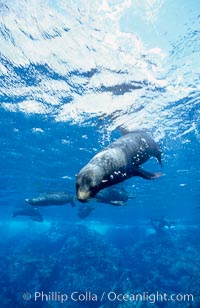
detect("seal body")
[13,207,44,222]
[77,205,94,219]
[76,131,162,202]
[25,192,75,207]
[95,187,135,206]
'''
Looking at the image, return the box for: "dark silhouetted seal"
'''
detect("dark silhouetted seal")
[77,205,95,219]
[76,130,162,202]
[95,187,135,206]
[25,192,75,207]
[13,207,44,222]
[150,217,171,234]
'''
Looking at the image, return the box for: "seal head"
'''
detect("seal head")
[76,165,104,202]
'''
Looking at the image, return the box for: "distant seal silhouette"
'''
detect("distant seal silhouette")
[76,130,162,202]
[25,192,75,207]
[13,207,44,222]
[77,205,95,219]
[95,187,135,206]
[151,217,171,234]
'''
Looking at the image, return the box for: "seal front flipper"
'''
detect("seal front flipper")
[155,143,162,167]
[135,168,162,180]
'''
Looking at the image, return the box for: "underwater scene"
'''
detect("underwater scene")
[0,0,200,307]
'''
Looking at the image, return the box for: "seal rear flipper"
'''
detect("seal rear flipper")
[70,197,76,207]
[110,200,126,206]
[136,168,163,180]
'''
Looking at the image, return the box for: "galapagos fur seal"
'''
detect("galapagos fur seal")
[94,187,135,206]
[76,130,162,202]
[25,192,75,207]
[77,205,95,219]
[13,207,44,222]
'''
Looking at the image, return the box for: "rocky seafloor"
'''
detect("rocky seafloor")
[0,221,199,308]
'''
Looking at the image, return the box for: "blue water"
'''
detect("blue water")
[0,1,200,307]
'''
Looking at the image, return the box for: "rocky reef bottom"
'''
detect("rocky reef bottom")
[0,221,199,307]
